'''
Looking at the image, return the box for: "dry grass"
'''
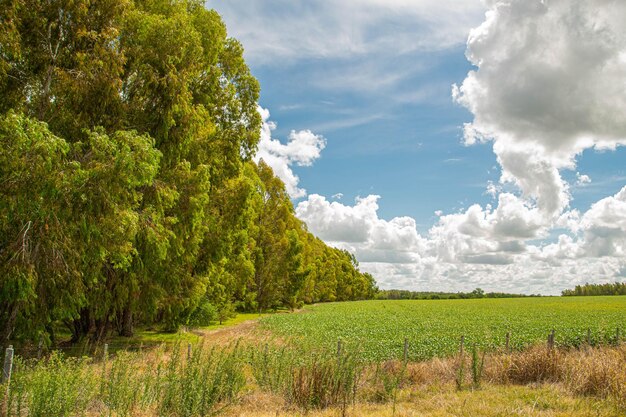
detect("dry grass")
[256,344,624,416]
[224,383,623,416]
[485,345,564,384]
[352,344,626,413]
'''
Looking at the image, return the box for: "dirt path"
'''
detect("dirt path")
[195,319,262,344]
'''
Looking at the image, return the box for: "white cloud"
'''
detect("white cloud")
[296,192,626,294]
[576,173,591,186]
[485,181,500,198]
[254,107,326,198]
[454,0,626,156]
[494,142,570,219]
[296,194,426,261]
[579,186,626,257]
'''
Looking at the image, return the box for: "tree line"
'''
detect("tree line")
[375,288,538,300]
[561,282,626,297]
[0,0,377,345]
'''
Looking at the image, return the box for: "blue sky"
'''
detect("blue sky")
[210,0,626,294]
[253,46,497,230]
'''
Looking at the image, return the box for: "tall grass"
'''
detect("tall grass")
[7,352,97,417]
[248,344,361,413]
[3,342,625,416]
[5,343,247,417]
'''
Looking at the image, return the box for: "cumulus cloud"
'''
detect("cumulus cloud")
[576,173,591,186]
[296,194,426,263]
[579,186,626,257]
[434,0,626,287]
[254,107,326,198]
[454,0,626,155]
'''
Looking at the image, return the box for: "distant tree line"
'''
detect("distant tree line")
[0,0,377,345]
[561,282,626,297]
[375,288,539,300]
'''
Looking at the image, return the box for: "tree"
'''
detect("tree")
[471,288,485,298]
[0,0,378,344]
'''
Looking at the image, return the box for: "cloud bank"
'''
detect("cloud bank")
[296,0,626,294]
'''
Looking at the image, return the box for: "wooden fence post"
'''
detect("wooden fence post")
[403,338,409,362]
[505,332,510,352]
[100,343,108,397]
[37,336,44,359]
[2,346,13,384]
[187,343,192,360]
[459,335,465,358]
[337,339,342,362]
[547,330,555,350]
[2,346,14,417]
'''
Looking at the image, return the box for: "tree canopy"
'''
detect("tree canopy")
[0,0,377,344]
[562,282,626,297]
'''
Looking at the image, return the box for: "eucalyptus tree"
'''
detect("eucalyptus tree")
[119,0,260,332]
[0,0,377,344]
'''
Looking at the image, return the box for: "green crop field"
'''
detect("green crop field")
[260,296,626,362]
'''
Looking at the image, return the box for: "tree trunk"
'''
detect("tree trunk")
[119,306,134,337]
[92,317,110,344]
[70,309,91,343]
[45,324,56,348]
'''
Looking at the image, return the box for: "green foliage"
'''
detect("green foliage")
[562,282,626,296]
[0,0,377,345]
[248,344,361,412]
[260,297,626,362]
[0,113,79,342]
[366,361,407,410]
[471,345,485,389]
[287,353,360,412]
[187,300,217,327]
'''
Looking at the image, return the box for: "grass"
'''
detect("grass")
[259,297,626,361]
[4,343,625,416]
[3,297,626,416]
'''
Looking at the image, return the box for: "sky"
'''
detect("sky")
[209,0,626,295]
